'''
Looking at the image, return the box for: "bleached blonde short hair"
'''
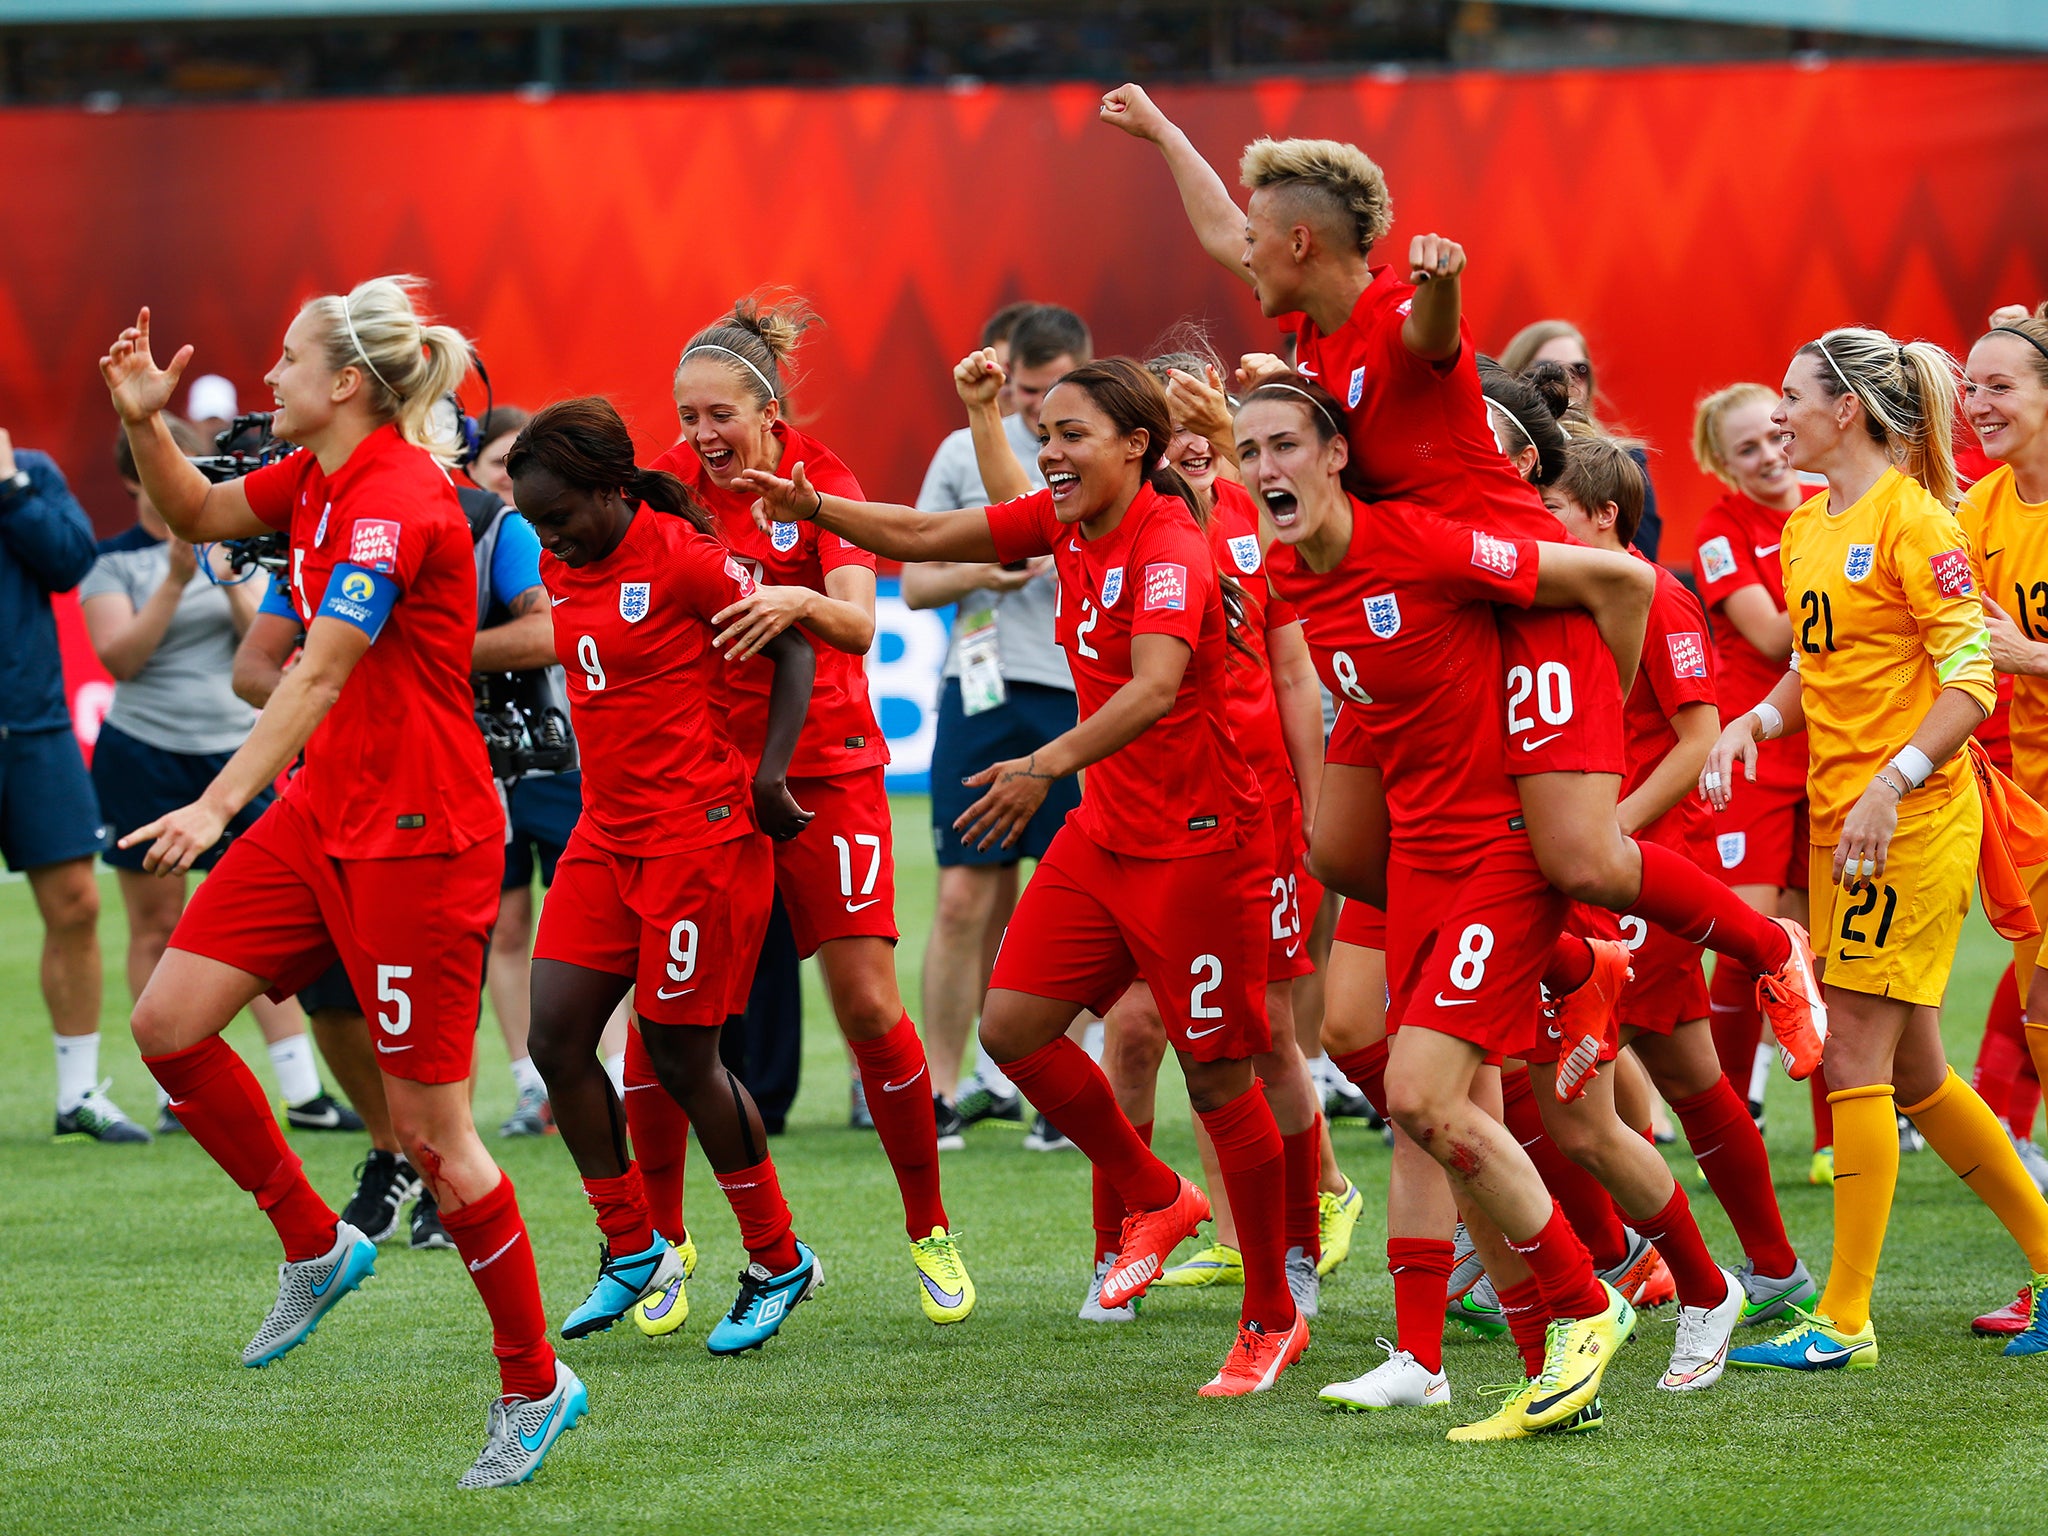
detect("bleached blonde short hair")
[1239,137,1393,255]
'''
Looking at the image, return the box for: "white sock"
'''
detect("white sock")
[267,1034,322,1105]
[603,1051,627,1096]
[1082,1018,1105,1063]
[509,1055,545,1096]
[1748,1041,1773,1106]
[974,1043,1017,1098]
[54,1032,100,1113]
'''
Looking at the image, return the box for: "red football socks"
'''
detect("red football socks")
[1670,1076,1797,1277]
[1497,1276,1549,1377]
[1707,955,1764,1094]
[1544,933,1595,997]
[1622,1183,1724,1310]
[145,1037,336,1261]
[1974,963,2031,1125]
[1331,1040,1390,1121]
[717,1156,801,1274]
[1388,1237,1453,1373]
[1092,1119,1152,1264]
[1002,1037,1179,1212]
[1282,1118,1323,1261]
[1500,1068,1629,1270]
[581,1163,655,1256]
[440,1173,557,1401]
[622,1028,689,1241]
[1633,841,1791,975]
[1811,1064,1835,1151]
[1199,1085,1295,1334]
[1509,1201,1608,1321]
[848,1014,948,1237]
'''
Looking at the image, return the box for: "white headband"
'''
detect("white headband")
[683,343,779,404]
[1485,396,1534,451]
[1813,337,1855,397]
[341,303,394,393]
[1249,381,1342,437]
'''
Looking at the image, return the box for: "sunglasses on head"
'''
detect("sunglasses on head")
[1563,360,1592,381]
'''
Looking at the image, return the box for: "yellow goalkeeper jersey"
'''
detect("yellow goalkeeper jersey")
[1960,462,2048,800]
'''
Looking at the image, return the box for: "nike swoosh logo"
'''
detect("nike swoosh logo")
[1517,733,1563,752]
[1787,556,1802,565]
[1284,943,1301,958]
[550,593,571,606]
[309,1255,343,1297]
[1753,544,1779,557]
[376,1041,413,1054]
[882,1067,927,1092]
[1837,951,1870,962]
[1525,1366,1600,1417]
[920,1272,964,1307]
[845,899,881,913]
[640,1282,680,1320]
[1805,1340,1862,1364]
[656,986,695,999]
[468,1235,521,1272]
[1986,548,2005,559]
[1433,993,1478,1007]
[517,1398,562,1453]
[621,1082,660,1093]
[1186,1023,1227,1040]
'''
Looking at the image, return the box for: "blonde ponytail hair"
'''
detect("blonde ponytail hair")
[307,274,473,465]
[1799,327,1962,510]
[1691,381,1778,488]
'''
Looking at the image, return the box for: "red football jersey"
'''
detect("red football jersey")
[985,483,1261,859]
[1267,500,1538,866]
[1690,488,1807,789]
[542,510,761,856]
[1208,479,1297,804]
[1624,557,1719,854]
[1284,267,1556,542]
[650,422,885,778]
[241,425,500,860]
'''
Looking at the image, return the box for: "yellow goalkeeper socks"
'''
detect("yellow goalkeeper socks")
[1902,1067,2048,1275]
[1814,1083,1899,1335]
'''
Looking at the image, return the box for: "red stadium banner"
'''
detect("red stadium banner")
[3,57,2045,579]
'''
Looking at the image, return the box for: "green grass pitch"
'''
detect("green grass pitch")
[1,795,2042,1534]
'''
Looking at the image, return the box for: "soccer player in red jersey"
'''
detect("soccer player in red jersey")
[630,297,973,1328]
[502,398,845,1354]
[97,279,579,1489]
[1242,375,1645,1439]
[1098,83,1826,1075]
[742,359,1306,1396]
[1689,383,1839,1182]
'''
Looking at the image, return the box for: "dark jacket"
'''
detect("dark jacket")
[0,450,97,732]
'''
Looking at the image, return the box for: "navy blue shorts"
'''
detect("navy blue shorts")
[297,958,361,1016]
[503,771,583,890]
[92,721,274,874]
[929,679,1081,867]
[1,725,107,872]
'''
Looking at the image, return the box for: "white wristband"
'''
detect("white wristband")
[1891,746,1935,788]
[1751,702,1784,740]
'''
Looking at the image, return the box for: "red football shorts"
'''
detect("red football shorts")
[775,767,900,958]
[1495,608,1627,777]
[1708,777,1810,891]
[1384,837,1563,1057]
[1615,913,1711,1038]
[1325,706,1377,769]
[990,821,1272,1061]
[170,796,497,1084]
[1334,897,1387,951]
[1266,796,1321,983]
[535,827,773,1026]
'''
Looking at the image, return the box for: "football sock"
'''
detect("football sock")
[265,1034,321,1105]
[1972,963,2025,1122]
[2026,1021,2048,1134]
[1499,1068,1629,1270]
[622,1028,689,1241]
[581,1163,655,1255]
[1388,1237,1453,1373]
[1901,1068,2048,1274]
[1544,933,1594,996]
[602,1051,627,1098]
[1282,1118,1323,1261]
[509,1054,545,1097]
[1623,1183,1723,1310]
[1331,1040,1390,1120]
[1670,1076,1797,1276]
[53,1030,99,1114]
[1810,1064,1835,1150]
[440,1173,557,1401]
[1198,1085,1294,1334]
[1002,1037,1179,1212]
[848,1014,948,1236]
[145,1037,336,1261]
[717,1156,801,1274]
[1707,958,1764,1093]
[1092,1119,1152,1263]
[2013,1047,2043,1139]
[1497,1277,1549,1377]
[1815,1084,1899,1333]
[1508,1201,1607,1321]
[1632,841,1790,975]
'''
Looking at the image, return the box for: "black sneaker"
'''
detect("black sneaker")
[934,1094,966,1152]
[411,1187,455,1250]
[340,1150,420,1244]
[954,1080,1023,1126]
[1022,1112,1073,1152]
[285,1093,365,1132]
[155,1104,185,1136]
[54,1081,152,1144]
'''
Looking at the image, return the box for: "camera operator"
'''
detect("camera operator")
[82,415,359,1136]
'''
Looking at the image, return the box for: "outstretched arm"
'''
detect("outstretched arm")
[1099,83,1252,285]
[738,461,1002,565]
[1531,542,1656,691]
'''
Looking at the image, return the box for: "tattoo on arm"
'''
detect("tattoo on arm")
[508,586,547,618]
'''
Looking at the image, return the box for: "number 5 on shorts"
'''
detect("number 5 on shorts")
[377,964,413,1034]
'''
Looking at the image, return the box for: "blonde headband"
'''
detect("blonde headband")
[683,343,779,404]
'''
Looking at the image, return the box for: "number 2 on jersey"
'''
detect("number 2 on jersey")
[1506,663,1573,735]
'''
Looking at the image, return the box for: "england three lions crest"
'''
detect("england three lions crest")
[1227,534,1262,575]
[619,582,651,623]
[771,521,801,554]
[1363,592,1401,638]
